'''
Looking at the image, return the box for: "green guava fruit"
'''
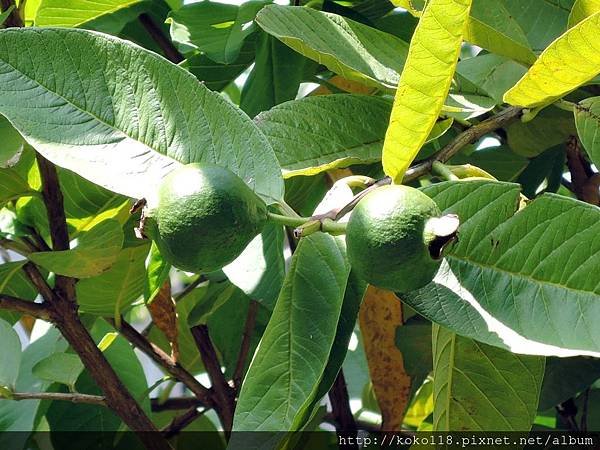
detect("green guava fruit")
[345,185,458,293]
[143,163,268,273]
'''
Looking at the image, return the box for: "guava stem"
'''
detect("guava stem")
[267,212,312,227]
[554,99,576,112]
[294,218,347,238]
[431,161,459,182]
[337,175,376,190]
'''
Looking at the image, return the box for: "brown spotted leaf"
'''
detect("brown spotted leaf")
[148,280,179,362]
[359,285,411,430]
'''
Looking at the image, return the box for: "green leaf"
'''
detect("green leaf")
[433,325,544,431]
[32,353,84,390]
[569,0,600,26]
[0,169,34,207]
[167,0,267,64]
[404,180,600,357]
[464,0,536,66]
[76,244,149,316]
[382,0,472,183]
[0,28,283,204]
[506,107,576,157]
[182,38,255,91]
[504,12,600,108]
[240,32,310,118]
[0,318,21,391]
[256,95,452,178]
[444,93,496,120]
[223,222,285,310]
[144,241,171,303]
[538,357,600,410]
[0,326,67,447]
[0,261,38,324]
[256,5,409,90]
[187,280,236,326]
[29,219,123,278]
[231,233,350,441]
[0,115,23,167]
[395,318,432,399]
[449,146,529,181]
[35,0,146,28]
[456,54,528,104]
[574,96,600,167]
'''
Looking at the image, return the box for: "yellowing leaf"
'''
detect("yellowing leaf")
[390,0,425,16]
[147,280,179,362]
[504,12,600,108]
[569,0,600,27]
[359,286,411,431]
[382,0,472,183]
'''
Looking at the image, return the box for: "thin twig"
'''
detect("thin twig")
[0,294,50,320]
[110,319,214,407]
[138,13,184,64]
[174,275,206,303]
[191,325,235,434]
[7,392,106,406]
[151,397,203,412]
[328,370,358,449]
[0,238,32,255]
[316,106,524,222]
[233,300,259,391]
[162,407,207,438]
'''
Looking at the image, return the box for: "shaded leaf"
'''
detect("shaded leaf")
[76,244,149,316]
[449,146,529,181]
[32,353,84,390]
[464,0,536,66]
[168,0,267,64]
[395,317,433,400]
[433,325,544,431]
[569,0,600,26]
[29,219,123,278]
[456,54,528,104]
[538,357,600,410]
[256,5,409,90]
[0,115,23,167]
[231,233,350,442]
[574,96,600,167]
[504,12,600,108]
[0,28,283,204]
[0,318,21,391]
[144,241,171,304]
[182,38,255,91]
[0,261,39,324]
[382,0,472,183]
[240,32,309,118]
[0,169,34,207]
[359,286,410,431]
[223,222,285,310]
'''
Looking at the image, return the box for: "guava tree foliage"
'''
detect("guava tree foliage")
[0,0,600,448]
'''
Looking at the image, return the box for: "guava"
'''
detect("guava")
[142,163,268,273]
[345,185,458,293]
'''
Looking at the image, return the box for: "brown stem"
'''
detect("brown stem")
[0,294,50,320]
[0,0,23,27]
[328,371,358,445]
[8,391,106,406]
[316,106,524,222]
[151,397,203,412]
[35,153,76,302]
[191,325,235,434]
[51,302,171,450]
[33,154,171,449]
[138,13,184,64]
[109,319,214,407]
[566,136,600,205]
[162,407,206,438]
[232,300,259,391]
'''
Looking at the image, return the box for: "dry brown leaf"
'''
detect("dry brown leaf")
[310,75,377,96]
[359,285,411,431]
[148,279,180,362]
